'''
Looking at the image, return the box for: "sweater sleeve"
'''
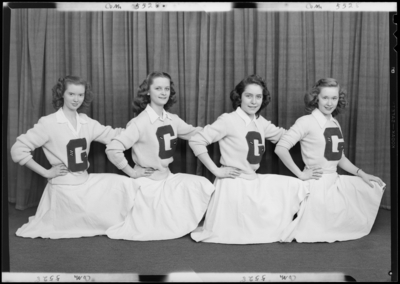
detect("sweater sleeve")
[277,117,308,150]
[89,117,124,145]
[174,115,202,140]
[189,114,228,157]
[105,121,140,170]
[10,118,50,166]
[262,118,287,144]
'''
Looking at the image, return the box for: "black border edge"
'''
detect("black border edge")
[2,2,11,273]
[8,2,57,9]
[389,10,398,283]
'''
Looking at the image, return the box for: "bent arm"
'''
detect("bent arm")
[10,118,49,166]
[189,115,241,179]
[91,118,124,145]
[11,117,69,179]
[106,141,146,179]
[338,155,384,187]
[119,164,137,178]
[105,122,154,178]
[24,159,50,178]
[337,155,359,176]
[275,145,303,178]
[24,159,68,179]
[275,146,322,181]
[176,116,202,140]
[196,152,241,179]
[197,153,220,176]
[106,122,139,168]
[188,115,227,156]
[262,118,287,143]
[275,116,322,180]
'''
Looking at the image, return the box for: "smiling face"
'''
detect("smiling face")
[148,77,171,109]
[240,84,263,119]
[317,87,339,118]
[62,83,85,113]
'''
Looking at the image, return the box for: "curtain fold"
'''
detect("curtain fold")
[8,9,391,210]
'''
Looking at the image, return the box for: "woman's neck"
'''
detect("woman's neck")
[149,102,164,117]
[62,106,77,121]
[322,112,332,120]
[245,113,255,120]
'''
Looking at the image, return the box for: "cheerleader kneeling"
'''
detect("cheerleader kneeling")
[105,71,214,241]
[275,78,385,243]
[189,74,309,244]
[11,76,138,239]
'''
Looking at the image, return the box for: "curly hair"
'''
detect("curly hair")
[51,75,93,112]
[132,71,177,115]
[229,74,271,118]
[304,78,347,117]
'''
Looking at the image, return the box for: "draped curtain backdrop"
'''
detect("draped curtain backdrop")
[7,9,391,210]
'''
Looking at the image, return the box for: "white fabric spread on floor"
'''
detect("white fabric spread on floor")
[106,173,215,241]
[280,173,385,243]
[191,174,309,244]
[16,174,138,239]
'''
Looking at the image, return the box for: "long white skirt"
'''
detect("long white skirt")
[16,174,138,239]
[280,173,386,243]
[190,174,309,244]
[106,173,215,241]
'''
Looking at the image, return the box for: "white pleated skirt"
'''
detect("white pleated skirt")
[190,174,309,244]
[106,173,215,241]
[280,173,386,243]
[16,174,138,239]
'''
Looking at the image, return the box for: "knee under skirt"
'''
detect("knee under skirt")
[190,174,309,244]
[106,173,215,241]
[16,173,138,239]
[280,173,386,243]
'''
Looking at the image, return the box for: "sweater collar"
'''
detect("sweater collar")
[145,104,172,124]
[56,108,88,124]
[56,108,87,135]
[311,108,339,128]
[236,107,257,126]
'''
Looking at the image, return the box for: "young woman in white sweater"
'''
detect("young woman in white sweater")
[189,74,310,244]
[105,71,214,241]
[275,78,385,243]
[11,75,138,239]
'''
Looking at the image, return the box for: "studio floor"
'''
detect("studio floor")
[6,203,392,282]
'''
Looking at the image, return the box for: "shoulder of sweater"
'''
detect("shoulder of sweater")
[126,112,148,129]
[166,111,182,122]
[78,113,106,127]
[292,114,314,129]
[138,111,149,122]
[211,112,236,127]
[296,114,312,123]
[256,114,270,123]
[165,111,195,125]
[219,112,235,121]
[37,112,58,125]
[78,112,93,122]
[256,115,279,129]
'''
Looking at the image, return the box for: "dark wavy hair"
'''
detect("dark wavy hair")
[304,78,347,117]
[230,74,271,118]
[51,75,93,112]
[132,71,177,115]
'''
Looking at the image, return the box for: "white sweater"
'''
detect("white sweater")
[277,108,345,174]
[189,107,286,179]
[11,108,123,185]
